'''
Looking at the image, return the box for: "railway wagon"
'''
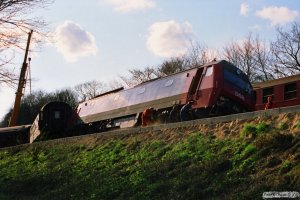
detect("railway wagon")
[30,101,74,142]
[0,101,74,148]
[0,125,31,148]
[253,74,300,110]
[77,60,255,131]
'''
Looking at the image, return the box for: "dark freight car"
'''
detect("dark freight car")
[0,101,75,148]
[30,101,75,142]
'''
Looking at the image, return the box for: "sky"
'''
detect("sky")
[1,0,300,121]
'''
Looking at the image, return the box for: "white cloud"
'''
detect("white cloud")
[54,21,98,62]
[103,0,156,13]
[256,6,299,26]
[146,20,194,58]
[240,3,249,16]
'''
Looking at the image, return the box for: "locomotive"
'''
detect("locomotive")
[77,60,255,131]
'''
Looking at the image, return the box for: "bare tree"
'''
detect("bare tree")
[119,66,157,87]
[74,81,109,102]
[0,0,53,87]
[223,33,273,82]
[155,57,185,77]
[223,34,255,81]
[182,41,216,67]
[253,37,275,81]
[271,22,300,76]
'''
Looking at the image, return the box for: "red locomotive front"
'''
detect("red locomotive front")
[186,60,255,117]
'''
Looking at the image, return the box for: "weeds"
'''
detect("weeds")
[278,122,288,130]
[241,123,269,138]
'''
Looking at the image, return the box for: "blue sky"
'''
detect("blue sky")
[1,0,300,120]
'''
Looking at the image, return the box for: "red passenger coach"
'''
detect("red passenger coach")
[253,74,300,110]
[77,60,254,131]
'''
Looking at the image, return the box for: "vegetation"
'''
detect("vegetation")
[0,89,77,127]
[0,121,299,200]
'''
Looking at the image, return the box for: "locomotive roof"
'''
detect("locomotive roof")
[134,60,230,87]
[86,60,236,100]
[40,101,71,110]
[252,73,300,89]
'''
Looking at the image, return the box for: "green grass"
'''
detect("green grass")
[0,129,299,200]
[241,123,269,139]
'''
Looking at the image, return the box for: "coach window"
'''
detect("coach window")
[205,66,213,76]
[262,87,274,103]
[54,111,61,119]
[284,82,297,100]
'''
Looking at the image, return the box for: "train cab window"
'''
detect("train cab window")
[284,82,297,100]
[263,87,274,103]
[54,111,61,119]
[205,66,213,76]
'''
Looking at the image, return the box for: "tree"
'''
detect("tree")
[223,33,273,82]
[155,57,185,77]
[0,89,77,127]
[74,80,109,102]
[0,0,53,88]
[182,41,217,67]
[253,37,275,81]
[119,67,157,87]
[271,22,300,77]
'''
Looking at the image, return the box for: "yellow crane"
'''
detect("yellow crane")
[9,30,33,127]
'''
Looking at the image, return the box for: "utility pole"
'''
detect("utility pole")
[9,30,33,127]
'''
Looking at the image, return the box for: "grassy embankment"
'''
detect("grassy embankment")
[0,114,299,200]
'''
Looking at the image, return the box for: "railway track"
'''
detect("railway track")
[2,105,300,151]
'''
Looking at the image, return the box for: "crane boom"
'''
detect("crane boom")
[9,30,33,127]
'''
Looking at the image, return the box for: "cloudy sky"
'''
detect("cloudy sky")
[1,0,300,120]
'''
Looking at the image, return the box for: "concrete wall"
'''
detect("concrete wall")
[2,105,300,151]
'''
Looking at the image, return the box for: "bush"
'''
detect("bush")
[241,124,257,138]
[241,123,269,139]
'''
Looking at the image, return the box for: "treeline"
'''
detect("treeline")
[0,90,77,127]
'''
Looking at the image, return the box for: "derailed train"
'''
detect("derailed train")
[77,60,254,131]
[8,59,298,148]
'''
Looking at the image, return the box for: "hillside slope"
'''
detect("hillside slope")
[0,113,299,200]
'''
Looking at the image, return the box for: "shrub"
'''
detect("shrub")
[256,123,268,134]
[241,124,257,138]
